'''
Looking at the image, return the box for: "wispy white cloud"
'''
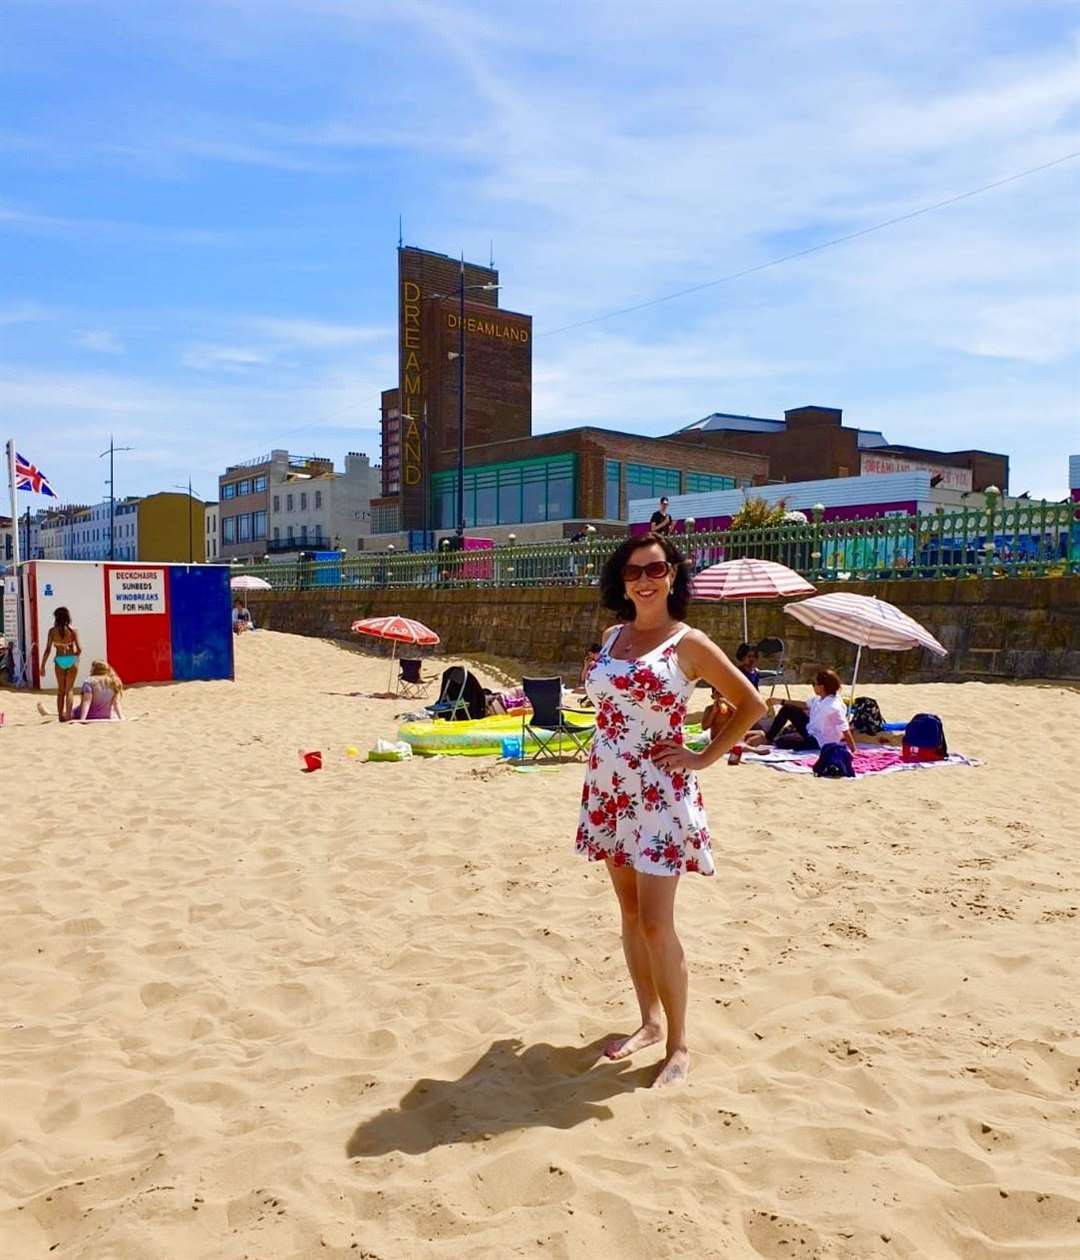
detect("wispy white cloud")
[0,201,232,246]
[74,329,126,354]
[180,345,271,371]
[242,317,392,349]
[0,302,49,327]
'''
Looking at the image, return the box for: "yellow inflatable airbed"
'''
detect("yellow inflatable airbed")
[397,713,594,757]
[397,714,708,758]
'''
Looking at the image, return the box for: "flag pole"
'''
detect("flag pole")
[6,439,26,686]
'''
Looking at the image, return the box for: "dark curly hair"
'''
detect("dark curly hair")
[599,532,691,621]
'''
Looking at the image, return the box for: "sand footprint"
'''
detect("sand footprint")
[744,1208,824,1258]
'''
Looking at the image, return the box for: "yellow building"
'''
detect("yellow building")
[137,492,206,563]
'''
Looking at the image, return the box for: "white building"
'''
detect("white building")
[268,451,380,554]
[205,502,220,561]
[39,500,140,560]
[2,510,46,563]
[629,470,1044,530]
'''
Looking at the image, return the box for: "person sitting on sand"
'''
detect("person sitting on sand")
[734,642,761,689]
[580,642,603,685]
[71,660,126,722]
[40,606,82,722]
[232,598,254,634]
[701,687,734,742]
[763,669,855,753]
[703,685,771,748]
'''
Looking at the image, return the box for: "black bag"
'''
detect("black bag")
[813,742,855,778]
[850,696,884,735]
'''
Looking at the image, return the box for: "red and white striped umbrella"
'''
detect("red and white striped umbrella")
[783,592,946,699]
[352,615,440,690]
[691,558,816,640]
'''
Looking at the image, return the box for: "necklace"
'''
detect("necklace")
[621,619,676,658]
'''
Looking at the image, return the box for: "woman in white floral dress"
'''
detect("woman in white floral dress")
[576,533,765,1088]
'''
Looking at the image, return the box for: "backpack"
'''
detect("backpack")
[813,742,855,778]
[902,713,947,763]
[850,696,884,735]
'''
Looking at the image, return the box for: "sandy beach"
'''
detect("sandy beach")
[2,629,1080,1259]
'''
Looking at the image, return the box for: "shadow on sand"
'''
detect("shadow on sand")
[346,1036,649,1159]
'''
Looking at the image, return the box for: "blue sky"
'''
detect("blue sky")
[3,0,1078,506]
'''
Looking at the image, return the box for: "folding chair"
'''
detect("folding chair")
[397,657,434,700]
[426,666,472,722]
[522,677,594,761]
[755,636,791,699]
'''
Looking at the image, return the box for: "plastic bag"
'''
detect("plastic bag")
[367,738,414,763]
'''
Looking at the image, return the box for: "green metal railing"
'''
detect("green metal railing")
[230,500,1079,592]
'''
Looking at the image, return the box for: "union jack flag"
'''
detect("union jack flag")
[15,452,58,497]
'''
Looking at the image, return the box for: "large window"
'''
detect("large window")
[237,479,252,496]
[222,516,236,544]
[253,510,268,539]
[253,474,268,492]
[685,472,736,494]
[605,460,621,519]
[371,503,401,534]
[430,454,578,529]
[626,463,680,510]
[222,483,236,500]
[238,513,252,542]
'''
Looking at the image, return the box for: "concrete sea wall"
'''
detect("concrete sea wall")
[246,575,1080,683]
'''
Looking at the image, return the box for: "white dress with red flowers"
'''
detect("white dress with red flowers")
[575,624,714,877]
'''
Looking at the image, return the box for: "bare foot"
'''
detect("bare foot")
[604,1022,663,1061]
[651,1047,689,1088]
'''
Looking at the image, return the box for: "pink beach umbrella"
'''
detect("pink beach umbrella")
[351,615,441,691]
[783,592,947,702]
[691,557,816,640]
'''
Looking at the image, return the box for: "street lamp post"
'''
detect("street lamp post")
[99,435,133,561]
[173,479,198,563]
[426,268,499,540]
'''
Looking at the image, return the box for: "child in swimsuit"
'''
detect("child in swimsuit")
[41,606,82,722]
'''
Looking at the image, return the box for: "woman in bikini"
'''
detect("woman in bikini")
[40,606,82,722]
[575,533,766,1087]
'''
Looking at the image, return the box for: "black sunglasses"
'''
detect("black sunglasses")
[622,560,671,581]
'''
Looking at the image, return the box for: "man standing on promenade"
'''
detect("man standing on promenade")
[650,496,674,536]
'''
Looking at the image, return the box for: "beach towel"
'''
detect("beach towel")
[745,747,978,776]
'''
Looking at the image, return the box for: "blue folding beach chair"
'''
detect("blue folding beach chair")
[425,666,472,722]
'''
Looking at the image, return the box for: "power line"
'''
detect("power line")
[281,401,369,437]
[536,148,1080,338]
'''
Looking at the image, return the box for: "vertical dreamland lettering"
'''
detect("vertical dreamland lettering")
[403,417,422,485]
[401,280,423,488]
